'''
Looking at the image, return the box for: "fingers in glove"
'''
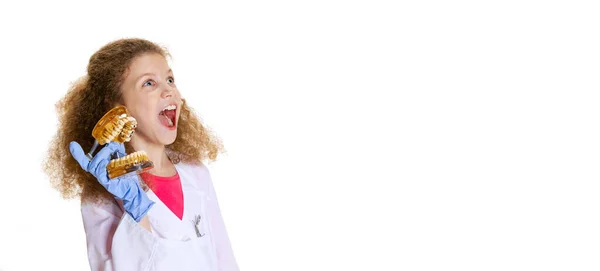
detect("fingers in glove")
[116,143,127,157]
[69,141,90,171]
[92,159,111,186]
[89,142,123,174]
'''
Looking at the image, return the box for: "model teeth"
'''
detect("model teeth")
[119,116,137,142]
[107,150,152,179]
[93,106,153,178]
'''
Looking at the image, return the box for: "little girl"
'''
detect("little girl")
[44,38,238,270]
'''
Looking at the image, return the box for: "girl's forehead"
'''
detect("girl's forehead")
[129,53,170,72]
[124,54,172,81]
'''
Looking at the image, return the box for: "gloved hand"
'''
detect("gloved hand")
[69,141,155,222]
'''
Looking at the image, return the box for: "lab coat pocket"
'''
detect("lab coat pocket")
[152,222,217,271]
[149,237,211,271]
[187,190,219,262]
[152,190,218,271]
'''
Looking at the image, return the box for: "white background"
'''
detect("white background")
[0,0,599,270]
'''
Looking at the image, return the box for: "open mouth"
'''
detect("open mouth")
[159,104,177,129]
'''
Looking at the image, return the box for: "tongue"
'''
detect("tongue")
[159,109,176,127]
[159,114,172,127]
[164,109,176,120]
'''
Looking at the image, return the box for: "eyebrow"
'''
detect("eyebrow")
[135,69,173,83]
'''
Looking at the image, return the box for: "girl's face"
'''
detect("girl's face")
[119,53,182,147]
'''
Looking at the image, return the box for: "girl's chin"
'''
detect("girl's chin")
[158,133,177,146]
[150,125,176,144]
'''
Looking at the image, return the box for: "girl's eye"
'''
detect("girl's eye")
[167,77,175,84]
[143,80,155,87]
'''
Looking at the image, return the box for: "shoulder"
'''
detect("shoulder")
[174,160,213,191]
[81,197,124,219]
[174,160,212,178]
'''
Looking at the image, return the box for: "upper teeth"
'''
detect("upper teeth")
[162,105,176,111]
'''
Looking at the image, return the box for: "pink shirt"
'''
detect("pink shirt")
[141,172,184,220]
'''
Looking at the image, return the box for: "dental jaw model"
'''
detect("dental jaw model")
[86,106,154,179]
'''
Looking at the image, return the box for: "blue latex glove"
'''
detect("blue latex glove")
[69,141,155,222]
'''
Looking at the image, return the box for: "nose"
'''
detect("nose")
[161,84,175,99]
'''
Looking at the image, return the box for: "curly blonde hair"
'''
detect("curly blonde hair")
[43,38,225,203]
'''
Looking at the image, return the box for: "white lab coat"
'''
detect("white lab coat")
[81,161,239,271]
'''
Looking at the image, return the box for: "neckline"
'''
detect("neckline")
[141,171,180,182]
